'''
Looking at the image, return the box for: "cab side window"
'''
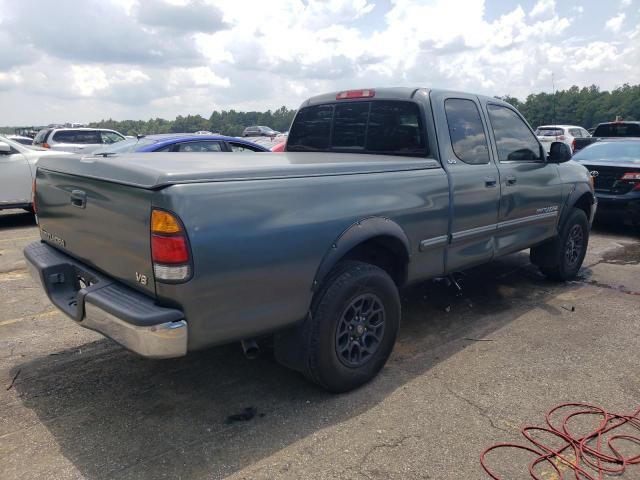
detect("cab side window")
[487,105,542,161]
[444,98,490,164]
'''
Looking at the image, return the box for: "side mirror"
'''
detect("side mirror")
[548,141,572,163]
[0,141,11,154]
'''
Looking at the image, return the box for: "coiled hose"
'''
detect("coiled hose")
[480,402,640,479]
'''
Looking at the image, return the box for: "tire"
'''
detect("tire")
[531,208,589,281]
[301,261,400,393]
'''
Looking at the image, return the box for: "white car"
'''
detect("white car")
[0,135,68,211]
[6,135,34,145]
[32,127,126,153]
[535,125,590,153]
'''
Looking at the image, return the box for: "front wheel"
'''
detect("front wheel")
[531,208,589,281]
[301,261,400,393]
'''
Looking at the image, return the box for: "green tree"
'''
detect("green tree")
[6,85,637,136]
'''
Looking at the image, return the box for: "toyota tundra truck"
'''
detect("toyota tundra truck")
[25,88,596,392]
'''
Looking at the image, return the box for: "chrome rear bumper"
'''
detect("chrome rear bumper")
[82,304,187,359]
[25,241,188,359]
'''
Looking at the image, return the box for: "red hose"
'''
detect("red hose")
[480,402,640,479]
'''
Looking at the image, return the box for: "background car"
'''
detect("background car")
[535,125,590,153]
[0,135,68,211]
[273,131,288,144]
[33,127,126,153]
[242,126,278,137]
[91,134,270,155]
[574,121,640,152]
[6,135,35,145]
[573,139,640,226]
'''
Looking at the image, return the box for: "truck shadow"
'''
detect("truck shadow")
[9,252,576,479]
[0,210,36,231]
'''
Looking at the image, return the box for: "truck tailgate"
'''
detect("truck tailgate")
[35,168,156,296]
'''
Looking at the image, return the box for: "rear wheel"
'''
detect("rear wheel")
[300,261,400,393]
[531,208,589,281]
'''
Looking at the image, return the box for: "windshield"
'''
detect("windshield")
[573,141,640,162]
[92,137,158,154]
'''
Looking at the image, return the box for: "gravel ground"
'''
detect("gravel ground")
[0,209,638,479]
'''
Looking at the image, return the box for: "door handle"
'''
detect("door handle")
[70,190,86,209]
[484,177,497,188]
[506,175,517,186]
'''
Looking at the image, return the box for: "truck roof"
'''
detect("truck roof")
[301,87,510,108]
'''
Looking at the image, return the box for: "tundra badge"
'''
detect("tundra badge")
[40,228,66,248]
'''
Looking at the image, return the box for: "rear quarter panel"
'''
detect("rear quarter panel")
[152,167,450,350]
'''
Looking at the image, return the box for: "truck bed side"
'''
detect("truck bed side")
[152,167,449,349]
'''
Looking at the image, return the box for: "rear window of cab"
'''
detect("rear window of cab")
[287,100,428,157]
[594,123,640,137]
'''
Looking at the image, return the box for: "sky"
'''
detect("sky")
[0,0,638,125]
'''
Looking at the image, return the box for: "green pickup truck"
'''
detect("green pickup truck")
[25,87,596,392]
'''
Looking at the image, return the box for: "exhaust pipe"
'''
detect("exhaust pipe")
[240,339,260,360]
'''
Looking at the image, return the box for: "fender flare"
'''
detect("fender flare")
[559,182,596,231]
[312,216,411,291]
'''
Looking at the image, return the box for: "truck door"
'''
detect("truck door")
[482,103,562,255]
[431,92,501,272]
[0,144,33,206]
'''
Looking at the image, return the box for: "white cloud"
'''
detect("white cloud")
[169,67,230,88]
[72,66,110,96]
[529,0,556,19]
[0,71,23,91]
[620,0,632,7]
[570,42,621,72]
[0,0,638,124]
[605,13,626,32]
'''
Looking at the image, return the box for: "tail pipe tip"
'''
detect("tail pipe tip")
[240,339,260,360]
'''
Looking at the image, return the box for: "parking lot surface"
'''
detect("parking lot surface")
[1,209,638,479]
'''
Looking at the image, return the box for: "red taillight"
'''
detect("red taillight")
[150,209,191,282]
[571,139,576,152]
[42,143,50,149]
[271,142,285,152]
[336,89,375,100]
[151,235,189,264]
[621,172,640,181]
[621,172,640,191]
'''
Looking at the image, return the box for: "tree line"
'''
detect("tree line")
[499,83,639,129]
[88,106,297,137]
[2,84,638,137]
[65,83,640,134]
